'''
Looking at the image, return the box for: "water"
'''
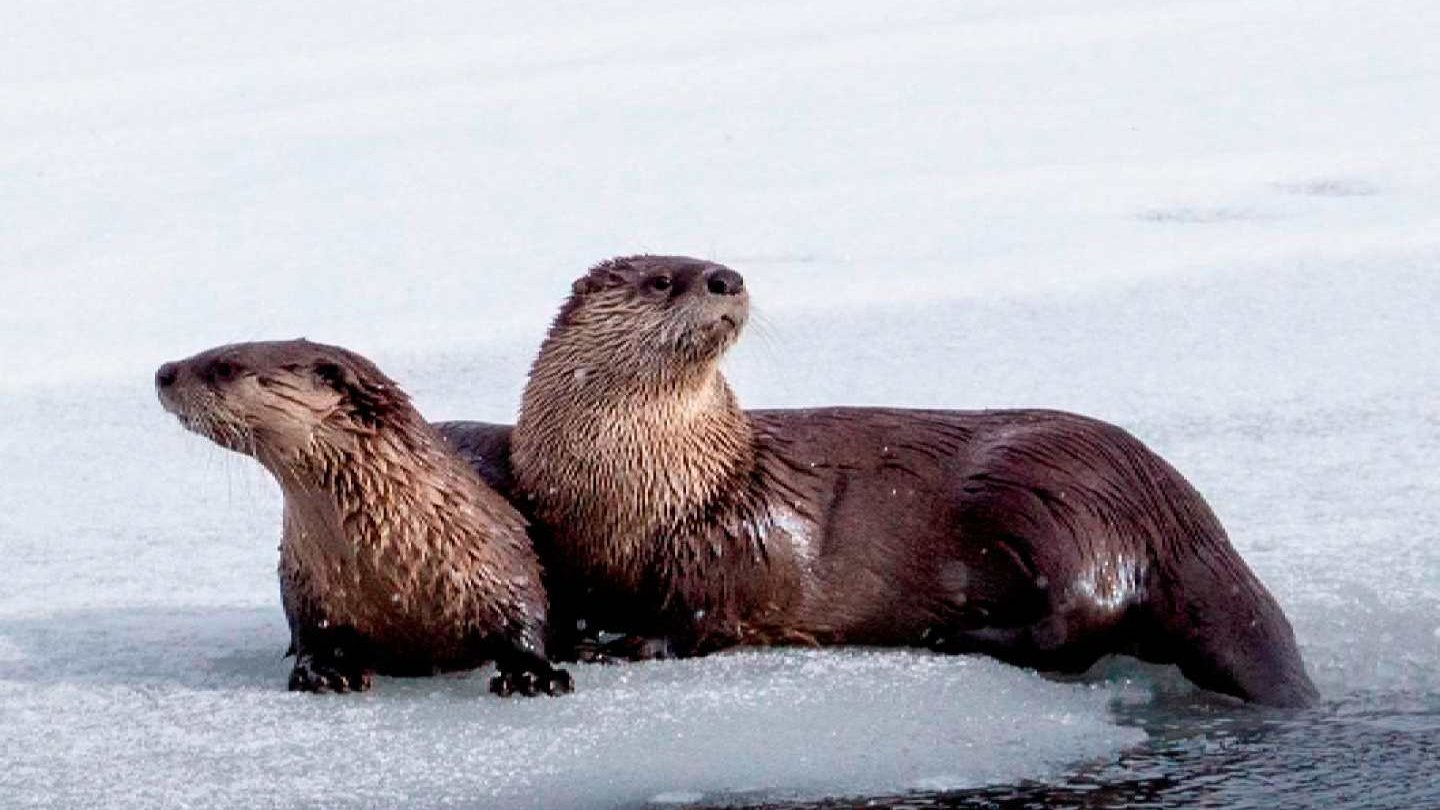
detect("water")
[728,694,1440,809]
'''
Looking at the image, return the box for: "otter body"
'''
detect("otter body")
[158,340,571,696]
[460,255,1316,707]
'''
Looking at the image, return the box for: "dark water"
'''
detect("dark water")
[702,693,1440,810]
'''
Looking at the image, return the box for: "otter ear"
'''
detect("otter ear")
[572,270,627,296]
[313,359,404,428]
[572,260,635,296]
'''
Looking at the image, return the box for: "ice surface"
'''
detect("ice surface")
[0,620,1138,809]
[0,378,1149,810]
[2,0,1438,807]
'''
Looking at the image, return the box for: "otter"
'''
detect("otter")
[444,255,1316,707]
[156,340,572,697]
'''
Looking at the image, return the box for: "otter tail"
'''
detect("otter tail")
[961,414,1317,706]
[1132,453,1318,708]
[1144,544,1317,707]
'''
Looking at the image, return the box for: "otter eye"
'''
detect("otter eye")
[644,275,673,294]
[210,360,238,383]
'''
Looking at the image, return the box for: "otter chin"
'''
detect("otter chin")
[479,254,1317,707]
[157,339,572,697]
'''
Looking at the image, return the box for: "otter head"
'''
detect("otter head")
[547,255,749,386]
[517,256,757,550]
[155,339,412,471]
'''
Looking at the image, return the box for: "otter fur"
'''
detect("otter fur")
[157,340,572,696]
[452,255,1315,707]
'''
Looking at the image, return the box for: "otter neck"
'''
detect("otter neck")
[516,350,757,578]
[271,420,479,567]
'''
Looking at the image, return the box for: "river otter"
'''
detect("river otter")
[448,255,1314,707]
[156,340,572,697]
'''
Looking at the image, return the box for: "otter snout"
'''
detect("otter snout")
[704,267,744,297]
[155,361,180,390]
[154,357,209,411]
[155,359,189,416]
[694,265,748,341]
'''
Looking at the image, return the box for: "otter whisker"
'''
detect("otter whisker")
[741,307,785,370]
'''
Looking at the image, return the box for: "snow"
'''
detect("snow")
[2,1,1438,808]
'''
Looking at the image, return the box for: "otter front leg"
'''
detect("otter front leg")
[287,626,374,694]
[280,549,372,692]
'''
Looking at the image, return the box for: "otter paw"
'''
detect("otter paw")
[604,635,674,661]
[489,667,574,698]
[568,640,617,665]
[287,656,372,694]
[543,667,575,696]
[573,634,673,663]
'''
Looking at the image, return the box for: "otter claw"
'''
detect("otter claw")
[489,667,574,698]
[288,656,372,694]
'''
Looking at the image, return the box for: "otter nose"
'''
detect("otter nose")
[155,362,180,389]
[704,267,745,297]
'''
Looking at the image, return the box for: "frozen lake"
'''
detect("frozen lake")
[2,1,1437,807]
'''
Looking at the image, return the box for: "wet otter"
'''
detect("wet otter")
[156,340,572,697]
[458,255,1314,707]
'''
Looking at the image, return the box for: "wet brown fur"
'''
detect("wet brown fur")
[490,255,1317,707]
[157,340,569,695]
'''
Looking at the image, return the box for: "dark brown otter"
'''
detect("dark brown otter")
[446,255,1316,708]
[156,340,572,697]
